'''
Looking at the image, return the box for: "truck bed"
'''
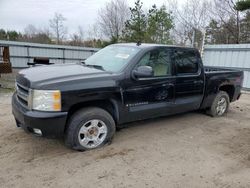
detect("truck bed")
[201,66,243,109]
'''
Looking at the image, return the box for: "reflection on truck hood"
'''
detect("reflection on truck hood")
[16,63,111,89]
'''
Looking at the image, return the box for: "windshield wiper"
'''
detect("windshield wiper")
[82,63,105,71]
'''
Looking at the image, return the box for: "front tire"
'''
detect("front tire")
[65,107,116,151]
[207,91,230,117]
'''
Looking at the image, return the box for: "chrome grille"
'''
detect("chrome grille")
[16,83,29,107]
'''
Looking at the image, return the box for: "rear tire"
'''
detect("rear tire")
[207,91,230,117]
[65,107,116,151]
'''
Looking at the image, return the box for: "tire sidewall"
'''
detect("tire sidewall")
[211,91,230,117]
[66,108,115,151]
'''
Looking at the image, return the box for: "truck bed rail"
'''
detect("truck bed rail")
[204,66,239,73]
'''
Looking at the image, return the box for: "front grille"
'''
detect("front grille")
[16,83,29,108]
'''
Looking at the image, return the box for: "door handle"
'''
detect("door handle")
[162,83,174,87]
[193,80,203,84]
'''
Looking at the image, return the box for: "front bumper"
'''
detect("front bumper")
[12,93,68,137]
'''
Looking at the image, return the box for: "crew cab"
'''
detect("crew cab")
[12,43,244,151]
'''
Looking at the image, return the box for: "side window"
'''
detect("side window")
[174,50,198,74]
[136,49,171,77]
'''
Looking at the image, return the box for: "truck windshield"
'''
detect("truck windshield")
[84,45,140,72]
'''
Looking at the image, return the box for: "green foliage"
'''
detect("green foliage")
[122,0,147,42]
[147,5,174,44]
[206,12,250,44]
[0,29,7,40]
[122,1,174,44]
[7,31,20,40]
[236,0,250,11]
[82,39,112,48]
[240,11,250,43]
[0,29,21,41]
[0,28,52,44]
[206,19,221,44]
[21,33,52,44]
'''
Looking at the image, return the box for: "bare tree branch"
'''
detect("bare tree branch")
[49,13,67,44]
[97,0,130,41]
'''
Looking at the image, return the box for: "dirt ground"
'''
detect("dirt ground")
[0,90,250,188]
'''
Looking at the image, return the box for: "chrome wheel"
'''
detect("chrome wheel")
[78,119,108,149]
[216,97,227,116]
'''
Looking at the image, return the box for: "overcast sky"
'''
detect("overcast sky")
[0,0,183,36]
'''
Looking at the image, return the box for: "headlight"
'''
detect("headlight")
[31,90,61,112]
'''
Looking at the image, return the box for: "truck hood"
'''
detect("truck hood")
[16,63,112,89]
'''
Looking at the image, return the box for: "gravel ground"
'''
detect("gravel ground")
[0,91,250,188]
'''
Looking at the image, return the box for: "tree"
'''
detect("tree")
[240,11,250,42]
[236,0,250,11]
[147,5,174,44]
[206,17,238,44]
[0,29,22,41]
[205,8,250,44]
[0,29,7,40]
[20,25,52,44]
[24,24,37,38]
[169,0,211,48]
[86,24,104,47]
[6,30,20,41]
[97,0,130,42]
[206,19,225,44]
[69,26,85,46]
[49,13,67,44]
[122,1,174,43]
[211,0,241,44]
[122,0,147,42]
[87,23,103,40]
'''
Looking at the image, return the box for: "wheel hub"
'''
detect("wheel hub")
[78,119,108,149]
[216,97,227,115]
[88,127,98,137]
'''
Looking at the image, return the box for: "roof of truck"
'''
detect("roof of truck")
[113,43,196,50]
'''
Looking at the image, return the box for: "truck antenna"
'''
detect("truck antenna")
[136,41,141,46]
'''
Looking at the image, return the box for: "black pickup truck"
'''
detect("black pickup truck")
[12,43,243,151]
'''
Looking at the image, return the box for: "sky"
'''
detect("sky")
[0,0,178,36]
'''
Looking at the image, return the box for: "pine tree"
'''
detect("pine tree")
[122,1,174,43]
[236,0,250,11]
[240,11,250,42]
[122,0,147,42]
[147,5,174,44]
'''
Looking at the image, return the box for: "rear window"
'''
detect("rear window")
[174,50,198,74]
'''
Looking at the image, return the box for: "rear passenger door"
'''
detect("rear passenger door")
[173,48,204,113]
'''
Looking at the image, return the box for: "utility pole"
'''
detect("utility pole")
[192,28,196,48]
[200,30,207,58]
[236,10,240,44]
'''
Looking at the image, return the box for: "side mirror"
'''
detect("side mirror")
[132,66,153,79]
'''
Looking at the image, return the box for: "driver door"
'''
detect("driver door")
[122,47,175,122]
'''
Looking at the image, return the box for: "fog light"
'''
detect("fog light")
[33,128,42,136]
